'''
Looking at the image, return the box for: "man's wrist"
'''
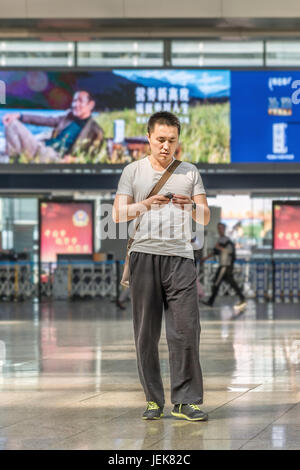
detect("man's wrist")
[143,199,151,211]
[132,200,150,216]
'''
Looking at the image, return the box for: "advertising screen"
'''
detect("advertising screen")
[0,69,230,165]
[231,71,300,163]
[39,201,94,263]
[273,202,300,250]
[2,69,300,167]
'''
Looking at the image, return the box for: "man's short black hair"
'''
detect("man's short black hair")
[147,111,181,136]
[75,90,96,102]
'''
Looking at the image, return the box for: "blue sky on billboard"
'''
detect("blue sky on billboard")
[113,69,230,99]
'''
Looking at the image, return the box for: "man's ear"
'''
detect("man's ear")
[146,133,150,144]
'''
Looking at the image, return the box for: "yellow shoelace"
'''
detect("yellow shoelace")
[147,401,160,410]
[188,404,201,410]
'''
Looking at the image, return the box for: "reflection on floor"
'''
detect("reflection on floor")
[0,297,299,450]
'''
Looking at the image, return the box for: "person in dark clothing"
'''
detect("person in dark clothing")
[201,222,246,313]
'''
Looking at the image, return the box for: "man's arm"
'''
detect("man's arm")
[90,127,105,153]
[215,243,226,251]
[113,194,170,224]
[171,193,210,225]
[192,194,210,226]
[20,113,62,127]
[200,252,215,263]
[200,242,221,263]
[2,111,62,128]
[113,194,142,223]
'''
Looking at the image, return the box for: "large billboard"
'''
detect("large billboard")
[1,69,300,167]
[0,69,230,165]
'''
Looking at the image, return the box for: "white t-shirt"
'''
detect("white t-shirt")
[116,156,206,259]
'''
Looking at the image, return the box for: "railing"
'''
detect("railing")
[198,258,300,304]
[0,260,119,300]
[0,259,299,303]
[0,261,36,300]
[51,261,118,299]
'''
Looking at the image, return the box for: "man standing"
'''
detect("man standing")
[201,222,246,312]
[2,90,104,163]
[113,111,210,421]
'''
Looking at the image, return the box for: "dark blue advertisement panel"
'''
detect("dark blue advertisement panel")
[231,71,300,163]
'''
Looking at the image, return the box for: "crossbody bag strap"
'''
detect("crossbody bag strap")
[147,159,181,198]
[127,158,181,248]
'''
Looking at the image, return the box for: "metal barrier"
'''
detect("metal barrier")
[52,261,117,299]
[273,259,300,304]
[0,258,299,303]
[249,260,273,303]
[0,261,36,300]
[0,260,118,300]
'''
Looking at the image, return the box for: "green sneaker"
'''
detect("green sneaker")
[171,404,208,421]
[142,401,164,420]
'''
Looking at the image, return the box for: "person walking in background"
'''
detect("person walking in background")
[113,111,210,422]
[201,222,246,313]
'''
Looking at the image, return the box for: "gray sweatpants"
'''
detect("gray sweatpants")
[129,252,204,408]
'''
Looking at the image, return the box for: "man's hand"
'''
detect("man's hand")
[61,155,77,163]
[171,194,193,210]
[145,194,171,211]
[200,252,214,263]
[172,193,210,225]
[215,243,225,251]
[2,112,21,126]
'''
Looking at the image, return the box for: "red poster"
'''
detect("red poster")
[273,204,300,250]
[40,202,93,262]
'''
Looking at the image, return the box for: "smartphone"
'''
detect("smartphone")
[164,192,173,199]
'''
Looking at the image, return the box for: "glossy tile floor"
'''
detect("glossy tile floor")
[0,296,299,450]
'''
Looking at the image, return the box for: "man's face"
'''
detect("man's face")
[147,123,179,163]
[218,224,225,236]
[71,91,94,119]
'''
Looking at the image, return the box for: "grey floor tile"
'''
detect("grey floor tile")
[240,439,300,450]
[148,439,247,450]
[0,298,299,450]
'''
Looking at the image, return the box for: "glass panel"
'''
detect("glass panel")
[206,194,300,253]
[77,40,164,67]
[266,41,300,66]
[171,40,264,66]
[0,41,75,67]
[0,198,38,255]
